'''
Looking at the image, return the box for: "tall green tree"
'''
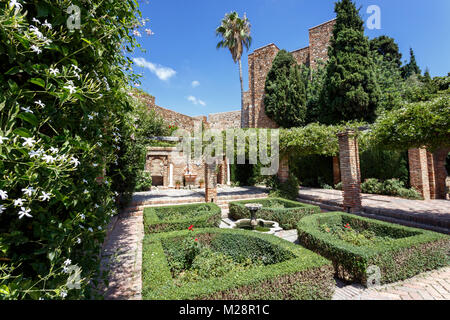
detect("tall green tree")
[264,50,307,128]
[370,35,402,68]
[319,0,380,124]
[216,12,252,128]
[402,47,422,79]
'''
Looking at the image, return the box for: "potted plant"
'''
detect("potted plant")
[199,179,205,189]
[175,181,181,189]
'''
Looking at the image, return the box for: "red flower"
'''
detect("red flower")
[195,238,198,242]
[188,225,194,231]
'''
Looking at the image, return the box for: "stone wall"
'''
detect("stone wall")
[208,111,241,130]
[243,19,335,129]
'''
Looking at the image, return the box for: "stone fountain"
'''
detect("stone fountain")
[227,203,282,234]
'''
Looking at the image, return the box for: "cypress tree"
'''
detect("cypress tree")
[402,48,422,79]
[264,50,307,128]
[319,0,380,124]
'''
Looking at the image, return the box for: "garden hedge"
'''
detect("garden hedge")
[229,198,320,229]
[144,203,221,233]
[297,212,450,286]
[142,228,335,300]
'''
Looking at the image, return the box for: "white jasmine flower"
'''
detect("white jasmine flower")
[39,192,51,201]
[88,115,94,121]
[14,198,24,207]
[97,226,102,230]
[0,190,8,200]
[60,291,67,298]
[76,238,81,244]
[32,17,40,24]
[64,84,77,94]
[133,30,141,37]
[83,189,88,194]
[18,207,32,219]
[29,150,40,158]
[0,205,5,214]
[42,155,55,164]
[42,20,52,29]
[49,147,59,154]
[0,136,9,144]
[49,68,59,76]
[9,0,23,10]
[80,213,85,220]
[21,106,33,113]
[82,179,88,184]
[22,187,36,196]
[35,100,45,108]
[88,227,93,232]
[22,137,36,148]
[94,204,99,209]
[79,224,85,229]
[70,157,80,167]
[92,163,98,167]
[71,64,81,72]
[63,259,72,266]
[63,266,69,273]
[145,29,154,36]
[30,45,42,54]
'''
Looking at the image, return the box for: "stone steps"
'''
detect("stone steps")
[297,196,450,235]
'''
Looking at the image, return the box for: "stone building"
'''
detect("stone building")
[242,19,336,129]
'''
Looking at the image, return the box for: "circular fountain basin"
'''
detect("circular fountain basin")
[232,219,282,234]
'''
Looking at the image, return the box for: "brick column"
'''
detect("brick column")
[217,156,227,185]
[277,155,289,183]
[427,151,436,199]
[408,148,431,200]
[333,155,341,185]
[433,148,450,199]
[205,161,218,203]
[337,130,362,213]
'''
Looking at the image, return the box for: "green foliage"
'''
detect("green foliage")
[402,48,422,79]
[360,148,409,184]
[360,178,422,200]
[320,0,380,124]
[369,36,402,68]
[264,50,307,128]
[0,0,144,299]
[134,170,152,192]
[291,155,333,188]
[142,228,334,300]
[369,95,450,151]
[267,174,300,201]
[229,198,320,230]
[297,212,450,286]
[144,203,221,233]
[305,62,327,124]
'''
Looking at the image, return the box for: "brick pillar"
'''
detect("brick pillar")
[277,155,289,183]
[408,148,431,200]
[333,155,341,185]
[337,130,362,213]
[427,151,436,199]
[433,148,450,200]
[205,161,218,203]
[217,156,227,185]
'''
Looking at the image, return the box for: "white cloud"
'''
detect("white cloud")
[187,95,206,107]
[191,80,200,88]
[132,57,176,81]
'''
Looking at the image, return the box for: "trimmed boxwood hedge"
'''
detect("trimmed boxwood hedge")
[142,228,335,300]
[144,203,221,233]
[297,212,450,286]
[229,198,320,230]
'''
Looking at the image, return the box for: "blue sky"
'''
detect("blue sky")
[131,0,450,117]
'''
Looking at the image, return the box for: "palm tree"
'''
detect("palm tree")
[216,12,252,128]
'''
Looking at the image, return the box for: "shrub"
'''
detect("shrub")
[297,212,450,286]
[142,228,335,300]
[267,174,300,201]
[134,170,152,192]
[144,203,221,233]
[360,178,422,200]
[229,198,320,230]
[0,0,145,299]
